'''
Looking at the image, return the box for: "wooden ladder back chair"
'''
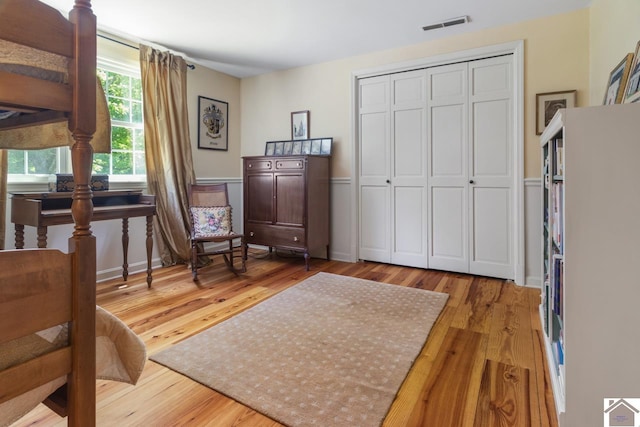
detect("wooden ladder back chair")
[188,183,247,280]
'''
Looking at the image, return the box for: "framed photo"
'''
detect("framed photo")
[291,110,310,140]
[536,90,576,135]
[301,139,312,154]
[320,138,333,155]
[198,96,228,150]
[624,41,640,104]
[603,53,634,105]
[265,141,275,156]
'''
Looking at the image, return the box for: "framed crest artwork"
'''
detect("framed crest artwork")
[198,96,228,150]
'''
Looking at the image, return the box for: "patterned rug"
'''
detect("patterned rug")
[151,272,448,427]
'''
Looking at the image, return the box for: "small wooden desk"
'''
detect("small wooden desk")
[10,189,156,287]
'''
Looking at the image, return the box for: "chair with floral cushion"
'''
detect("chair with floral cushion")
[188,183,247,280]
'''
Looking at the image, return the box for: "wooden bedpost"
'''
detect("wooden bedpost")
[67,1,97,426]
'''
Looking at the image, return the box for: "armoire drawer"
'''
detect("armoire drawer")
[275,158,305,170]
[245,159,274,171]
[246,223,306,249]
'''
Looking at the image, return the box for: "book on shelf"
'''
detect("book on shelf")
[555,138,564,176]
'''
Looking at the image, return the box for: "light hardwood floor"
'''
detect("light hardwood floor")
[15,250,558,426]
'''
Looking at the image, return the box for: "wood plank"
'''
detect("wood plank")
[9,256,558,427]
[404,327,487,426]
[473,360,532,427]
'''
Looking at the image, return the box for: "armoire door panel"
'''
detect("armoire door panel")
[275,174,305,226]
[359,185,390,262]
[429,186,467,270]
[392,186,427,268]
[245,174,273,223]
[472,99,511,177]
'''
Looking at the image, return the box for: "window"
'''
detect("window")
[7,59,145,180]
[95,64,145,176]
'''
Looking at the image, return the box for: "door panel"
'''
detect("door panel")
[359,76,391,262]
[470,187,512,278]
[359,185,390,262]
[472,99,510,177]
[430,187,467,271]
[392,186,426,268]
[431,104,465,177]
[468,56,513,279]
[391,70,427,267]
[427,63,468,273]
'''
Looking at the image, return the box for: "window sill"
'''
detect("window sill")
[7,176,148,193]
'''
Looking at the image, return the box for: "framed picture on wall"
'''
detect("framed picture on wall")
[198,96,228,150]
[536,90,576,135]
[624,41,640,103]
[291,110,310,140]
[603,53,634,105]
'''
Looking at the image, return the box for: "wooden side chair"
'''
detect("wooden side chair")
[187,183,247,280]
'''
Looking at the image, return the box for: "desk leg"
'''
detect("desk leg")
[146,215,153,288]
[122,218,129,281]
[15,224,24,249]
[37,226,48,248]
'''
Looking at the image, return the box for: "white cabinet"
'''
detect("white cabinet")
[540,103,640,426]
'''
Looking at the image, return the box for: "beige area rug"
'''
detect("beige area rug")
[151,272,448,427]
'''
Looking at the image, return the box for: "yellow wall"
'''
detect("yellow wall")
[589,0,640,105]
[240,9,590,179]
[186,65,242,178]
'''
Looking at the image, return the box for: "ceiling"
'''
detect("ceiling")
[41,0,592,78]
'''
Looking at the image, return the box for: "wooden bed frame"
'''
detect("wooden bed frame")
[0,0,98,425]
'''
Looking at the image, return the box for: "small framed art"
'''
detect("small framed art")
[624,41,640,103]
[291,110,309,140]
[198,96,228,150]
[536,90,576,135]
[603,53,634,105]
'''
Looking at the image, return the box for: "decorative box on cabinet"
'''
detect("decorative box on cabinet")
[243,155,330,270]
[540,103,640,426]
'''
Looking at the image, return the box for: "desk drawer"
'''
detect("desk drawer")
[245,223,306,249]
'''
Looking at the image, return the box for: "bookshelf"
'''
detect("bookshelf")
[540,103,640,426]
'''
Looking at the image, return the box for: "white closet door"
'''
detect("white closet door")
[427,63,469,272]
[390,70,428,268]
[468,56,513,279]
[358,75,391,263]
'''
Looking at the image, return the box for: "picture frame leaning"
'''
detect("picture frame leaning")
[536,90,576,135]
[603,53,634,105]
[623,41,640,103]
[198,96,228,150]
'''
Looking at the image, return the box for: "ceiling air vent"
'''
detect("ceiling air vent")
[422,16,469,32]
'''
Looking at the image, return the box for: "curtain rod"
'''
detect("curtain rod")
[98,33,196,70]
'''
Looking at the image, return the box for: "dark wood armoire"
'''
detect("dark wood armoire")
[242,155,330,270]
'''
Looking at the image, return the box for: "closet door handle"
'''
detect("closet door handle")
[386,179,391,184]
[469,180,475,184]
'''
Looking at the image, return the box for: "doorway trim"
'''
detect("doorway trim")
[349,40,525,285]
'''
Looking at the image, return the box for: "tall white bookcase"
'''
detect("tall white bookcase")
[540,103,640,426]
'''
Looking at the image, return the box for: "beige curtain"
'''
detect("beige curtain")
[140,44,195,266]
